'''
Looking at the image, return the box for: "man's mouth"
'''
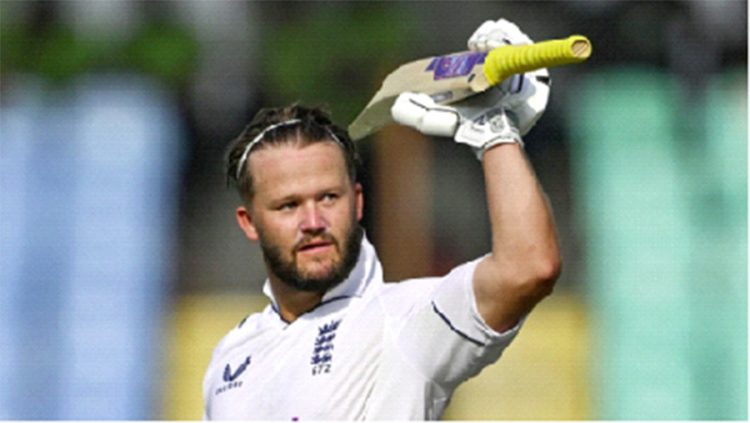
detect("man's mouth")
[297,240,335,254]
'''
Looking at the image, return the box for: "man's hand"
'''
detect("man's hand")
[468,18,551,137]
[391,91,521,158]
[390,18,550,159]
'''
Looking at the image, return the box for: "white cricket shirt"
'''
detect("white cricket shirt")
[203,236,523,420]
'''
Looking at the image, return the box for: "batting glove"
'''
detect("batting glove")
[467,18,550,137]
[391,18,549,160]
[391,91,520,161]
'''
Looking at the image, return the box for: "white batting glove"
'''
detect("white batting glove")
[468,18,533,51]
[390,92,461,137]
[468,18,550,136]
[390,18,549,160]
[392,90,520,160]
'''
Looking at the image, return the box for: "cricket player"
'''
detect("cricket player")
[203,18,561,420]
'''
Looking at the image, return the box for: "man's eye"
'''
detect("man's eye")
[278,202,297,211]
[322,193,338,202]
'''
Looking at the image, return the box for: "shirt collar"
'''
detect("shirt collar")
[262,232,383,309]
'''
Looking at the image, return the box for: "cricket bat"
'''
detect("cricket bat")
[348,35,592,140]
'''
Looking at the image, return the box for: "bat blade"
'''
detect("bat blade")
[348,35,591,141]
[348,51,487,141]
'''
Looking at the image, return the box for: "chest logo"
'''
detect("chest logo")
[310,319,341,376]
[223,355,252,382]
[215,355,251,396]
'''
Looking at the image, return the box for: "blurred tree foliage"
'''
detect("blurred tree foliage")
[1,22,99,82]
[261,3,415,125]
[123,22,199,86]
[0,14,198,87]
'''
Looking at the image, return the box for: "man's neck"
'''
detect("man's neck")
[268,277,324,323]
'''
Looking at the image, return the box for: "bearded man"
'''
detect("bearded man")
[203,18,561,420]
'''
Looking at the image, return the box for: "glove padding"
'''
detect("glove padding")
[468,18,533,51]
[392,91,520,160]
[390,92,461,137]
[467,18,550,137]
[390,17,549,160]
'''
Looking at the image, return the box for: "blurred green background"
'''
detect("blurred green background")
[0,0,746,419]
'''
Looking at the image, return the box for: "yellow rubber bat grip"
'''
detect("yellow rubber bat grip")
[482,35,592,86]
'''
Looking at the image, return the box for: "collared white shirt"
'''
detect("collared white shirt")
[203,236,522,420]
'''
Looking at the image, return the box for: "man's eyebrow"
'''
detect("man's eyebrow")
[268,193,300,206]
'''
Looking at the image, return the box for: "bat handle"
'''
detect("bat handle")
[481,35,592,87]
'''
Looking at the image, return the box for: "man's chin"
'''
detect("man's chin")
[290,273,344,294]
[296,263,340,285]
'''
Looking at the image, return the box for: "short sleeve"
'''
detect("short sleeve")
[390,258,524,390]
[432,257,524,347]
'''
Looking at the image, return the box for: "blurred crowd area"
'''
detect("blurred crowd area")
[0,0,747,420]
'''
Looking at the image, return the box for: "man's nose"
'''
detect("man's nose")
[299,203,327,233]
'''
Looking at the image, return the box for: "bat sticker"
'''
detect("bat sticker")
[426,51,487,80]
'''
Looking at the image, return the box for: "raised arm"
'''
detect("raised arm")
[390,18,562,332]
[473,141,560,332]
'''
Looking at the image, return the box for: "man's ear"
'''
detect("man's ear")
[236,206,259,241]
[354,183,364,222]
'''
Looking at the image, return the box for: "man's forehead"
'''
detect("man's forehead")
[249,142,350,194]
[249,140,346,168]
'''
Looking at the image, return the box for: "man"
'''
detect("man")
[203,18,561,419]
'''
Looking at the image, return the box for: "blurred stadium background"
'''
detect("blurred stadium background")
[0,0,746,419]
